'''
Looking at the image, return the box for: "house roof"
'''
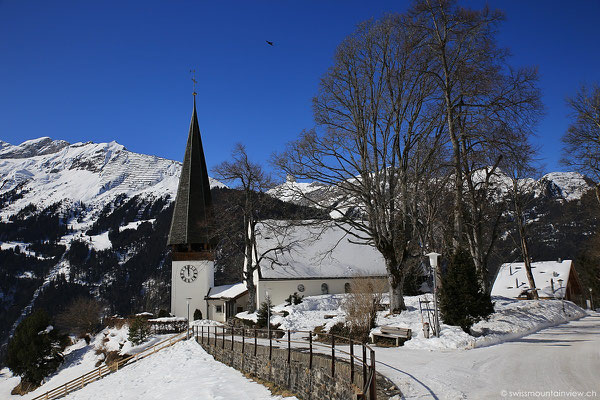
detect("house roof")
[167,97,213,246]
[491,260,574,299]
[254,220,387,280]
[206,283,248,300]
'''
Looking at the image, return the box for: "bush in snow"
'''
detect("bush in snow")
[6,310,67,391]
[128,317,150,345]
[342,276,386,342]
[157,309,170,318]
[193,308,203,320]
[285,292,304,306]
[439,248,494,333]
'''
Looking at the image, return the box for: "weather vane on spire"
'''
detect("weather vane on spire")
[190,69,197,97]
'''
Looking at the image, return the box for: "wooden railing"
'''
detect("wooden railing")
[32,330,190,400]
[193,325,378,400]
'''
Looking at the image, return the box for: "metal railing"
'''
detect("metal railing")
[193,325,377,400]
[32,330,190,400]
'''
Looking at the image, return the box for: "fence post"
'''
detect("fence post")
[309,332,313,369]
[201,326,204,344]
[242,328,245,354]
[81,375,84,388]
[331,334,335,377]
[370,349,376,400]
[214,325,217,346]
[350,339,354,384]
[269,329,272,360]
[254,329,257,356]
[222,326,225,349]
[231,327,234,351]
[362,345,367,391]
[287,330,291,364]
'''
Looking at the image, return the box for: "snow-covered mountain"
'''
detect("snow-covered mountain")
[0,138,225,220]
[269,170,596,206]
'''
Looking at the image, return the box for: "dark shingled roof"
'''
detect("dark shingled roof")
[167,98,213,246]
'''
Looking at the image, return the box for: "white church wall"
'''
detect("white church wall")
[255,277,388,309]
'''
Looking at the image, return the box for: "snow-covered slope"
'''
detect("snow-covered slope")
[0,138,225,219]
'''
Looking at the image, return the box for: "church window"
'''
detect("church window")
[215,305,223,313]
[297,284,305,292]
[321,283,329,294]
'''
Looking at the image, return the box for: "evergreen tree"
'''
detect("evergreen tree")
[128,317,150,345]
[193,309,203,321]
[6,310,66,387]
[439,248,494,332]
[256,297,273,328]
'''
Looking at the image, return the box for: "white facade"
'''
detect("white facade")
[171,260,214,320]
[254,274,388,309]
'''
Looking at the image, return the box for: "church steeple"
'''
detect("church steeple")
[167,96,214,254]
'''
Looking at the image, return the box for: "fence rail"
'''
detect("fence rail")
[193,325,377,400]
[32,330,189,400]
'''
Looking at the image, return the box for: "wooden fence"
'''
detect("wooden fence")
[193,325,377,400]
[31,330,190,400]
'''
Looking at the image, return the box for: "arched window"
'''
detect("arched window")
[344,282,351,293]
[321,283,329,294]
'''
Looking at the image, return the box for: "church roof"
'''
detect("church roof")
[254,220,388,279]
[167,97,213,246]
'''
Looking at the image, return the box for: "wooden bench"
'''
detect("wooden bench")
[372,326,412,346]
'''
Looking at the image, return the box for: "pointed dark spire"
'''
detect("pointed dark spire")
[167,96,213,249]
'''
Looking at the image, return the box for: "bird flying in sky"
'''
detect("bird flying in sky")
[266,40,274,46]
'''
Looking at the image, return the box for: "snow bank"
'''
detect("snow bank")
[242,293,587,350]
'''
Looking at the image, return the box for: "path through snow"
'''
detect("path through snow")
[377,313,600,399]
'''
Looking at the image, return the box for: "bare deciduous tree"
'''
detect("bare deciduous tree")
[55,297,102,336]
[212,144,274,312]
[561,83,600,205]
[409,0,543,289]
[274,15,445,312]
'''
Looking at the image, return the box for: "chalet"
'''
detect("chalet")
[491,259,583,303]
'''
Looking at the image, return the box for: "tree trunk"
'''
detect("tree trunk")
[513,184,538,300]
[386,259,406,313]
[243,216,257,313]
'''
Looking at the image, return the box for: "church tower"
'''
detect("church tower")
[168,96,214,320]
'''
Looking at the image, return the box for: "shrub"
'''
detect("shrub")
[128,317,150,345]
[6,310,67,389]
[55,297,102,336]
[193,309,203,321]
[285,292,303,306]
[439,248,494,333]
[342,275,386,341]
[157,309,170,318]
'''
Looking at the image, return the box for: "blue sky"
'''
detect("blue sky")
[1,0,598,176]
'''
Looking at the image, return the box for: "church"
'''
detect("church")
[168,97,388,322]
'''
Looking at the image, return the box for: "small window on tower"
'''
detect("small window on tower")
[321,283,329,294]
[344,282,351,293]
[215,305,223,313]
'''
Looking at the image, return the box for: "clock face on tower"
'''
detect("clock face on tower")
[180,264,198,283]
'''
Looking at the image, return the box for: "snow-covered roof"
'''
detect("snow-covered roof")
[491,260,574,299]
[254,220,387,279]
[206,283,248,300]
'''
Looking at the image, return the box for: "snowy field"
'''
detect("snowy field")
[0,327,295,400]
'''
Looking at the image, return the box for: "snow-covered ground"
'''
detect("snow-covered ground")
[0,326,295,400]
[239,293,597,399]
[241,294,586,350]
[379,313,600,399]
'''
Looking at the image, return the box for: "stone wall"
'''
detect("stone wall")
[196,335,367,400]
